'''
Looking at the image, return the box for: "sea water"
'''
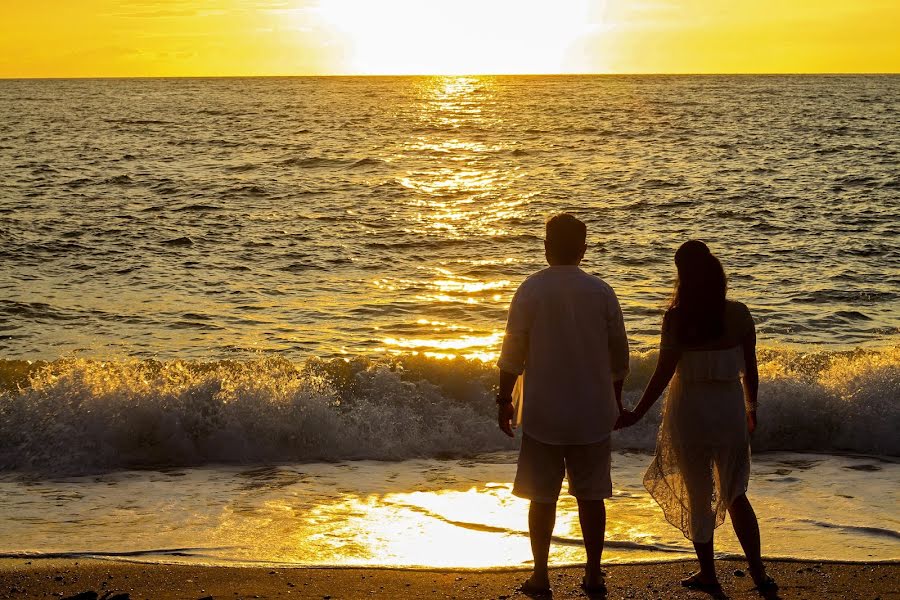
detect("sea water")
[0,453,896,567]
[0,75,897,567]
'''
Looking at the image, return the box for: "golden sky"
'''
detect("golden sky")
[2,0,898,77]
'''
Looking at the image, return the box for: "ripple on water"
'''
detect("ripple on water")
[0,75,897,361]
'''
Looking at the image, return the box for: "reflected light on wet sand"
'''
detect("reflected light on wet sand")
[1,455,895,567]
[309,488,534,567]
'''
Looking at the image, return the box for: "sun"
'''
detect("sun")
[315,0,595,75]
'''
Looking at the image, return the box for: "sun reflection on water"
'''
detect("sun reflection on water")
[374,76,531,361]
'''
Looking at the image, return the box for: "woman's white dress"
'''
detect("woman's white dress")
[643,303,753,543]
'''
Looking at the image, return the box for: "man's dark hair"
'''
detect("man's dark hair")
[545,213,587,263]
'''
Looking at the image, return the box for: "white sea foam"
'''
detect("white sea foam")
[616,346,900,456]
[1,347,897,473]
[0,356,510,473]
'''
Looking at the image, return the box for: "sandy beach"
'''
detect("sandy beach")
[0,559,896,600]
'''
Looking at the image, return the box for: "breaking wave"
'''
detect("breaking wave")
[0,346,897,473]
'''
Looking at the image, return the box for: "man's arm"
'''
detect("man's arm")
[497,370,518,437]
[498,369,518,401]
[496,287,529,437]
[613,378,624,414]
[607,289,629,413]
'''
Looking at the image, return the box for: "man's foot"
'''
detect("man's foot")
[581,575,608,596]
[518,574,551,595]
[681,571,721,591]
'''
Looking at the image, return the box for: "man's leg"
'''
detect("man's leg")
[513,435,565,592]
[527,500,556,589]
[576,498,606,587]
[565,437,612,590]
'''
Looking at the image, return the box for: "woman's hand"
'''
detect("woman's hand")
[623,346,680,431]
[747,407,758,434]
[615,409,640,430]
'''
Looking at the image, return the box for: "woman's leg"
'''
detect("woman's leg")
[692,535,717,582]
[677,444,718,585]
[682,458,719,584]
[728,493,766,576]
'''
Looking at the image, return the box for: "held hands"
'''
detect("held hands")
[498,401,515,438]
[615,409,641,430]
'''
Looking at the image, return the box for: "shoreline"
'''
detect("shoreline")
[1,559,897,599]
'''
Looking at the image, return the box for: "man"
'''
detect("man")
[496,213,629,595]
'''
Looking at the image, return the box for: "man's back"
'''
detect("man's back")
[498,265,629,444]
[495,213,628,595]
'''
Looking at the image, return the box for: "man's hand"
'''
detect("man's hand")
[747,407,758,434]
[498,401,515,437]
[615,409,640,430]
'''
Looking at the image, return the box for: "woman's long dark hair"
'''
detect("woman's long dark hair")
[667,240,728,346]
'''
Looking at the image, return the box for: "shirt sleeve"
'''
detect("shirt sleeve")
[606,289,630,381]
[497,286,530,375]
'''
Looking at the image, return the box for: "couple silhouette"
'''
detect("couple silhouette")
[496,213,776,597]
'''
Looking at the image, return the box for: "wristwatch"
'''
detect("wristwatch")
[496,393,513,405]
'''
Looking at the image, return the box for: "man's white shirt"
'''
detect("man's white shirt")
[498,265,629,445]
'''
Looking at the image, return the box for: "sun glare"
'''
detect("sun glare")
[316,0,594,75]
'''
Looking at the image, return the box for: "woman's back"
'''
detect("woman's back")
[678,346,745,383]
[663,300,755,352]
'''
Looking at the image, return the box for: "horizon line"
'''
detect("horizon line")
[2,71,899,81]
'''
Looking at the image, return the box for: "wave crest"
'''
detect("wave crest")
[0,346,897,473]
[614,346,900,456]
[0,356,509,473]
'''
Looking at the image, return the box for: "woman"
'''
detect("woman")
[618,240,775,591]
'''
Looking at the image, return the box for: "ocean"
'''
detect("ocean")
[0,75,897,567]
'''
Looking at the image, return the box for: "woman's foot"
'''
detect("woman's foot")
[748,565,777,590]
[681,571,721,590]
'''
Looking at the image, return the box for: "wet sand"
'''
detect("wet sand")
[0,559,897,599]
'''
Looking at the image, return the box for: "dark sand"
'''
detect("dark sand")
[0,559,896,600]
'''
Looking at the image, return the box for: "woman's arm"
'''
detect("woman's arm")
[742,317,759,433]
[617,311,681,428]
[618,310,680,428]
[617,347,680,428]
[631,348,680,418]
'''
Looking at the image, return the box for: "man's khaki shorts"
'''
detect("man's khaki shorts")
[512,434,612,504]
